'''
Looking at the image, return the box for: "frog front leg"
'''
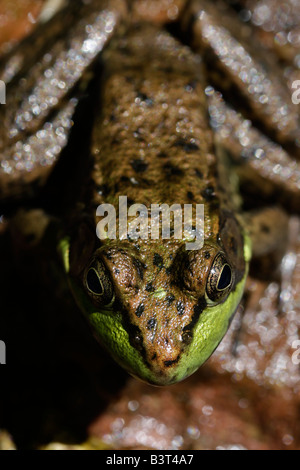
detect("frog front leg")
[180,0,300,151]
[0,0,127,201]
[207,88,300,212]
[205,87,297,274]
[227,0,300,66]
[178,0,300,208]
[180,1,299,288]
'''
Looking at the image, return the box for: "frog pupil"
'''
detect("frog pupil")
[87,269,103,295]
[217,264,232,291]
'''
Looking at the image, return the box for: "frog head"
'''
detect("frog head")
[61,216,250,386]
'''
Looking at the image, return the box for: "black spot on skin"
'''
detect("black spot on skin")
[120,176,129,183]
[176,301,185,316]
[204,251,211,260]
[166,294,175,306]
[120,47,132,57]
[165,266,172,276]
[201,186,216,201]
[136,92,154,107]
[261,224,270,234]
[187,191,194,201]
[153,253,164,270]
[182,330,193,345]
[164,356,180,367]
[110,113,116,122]
[163,162,184,177]
[114,268,120,275]
[195,169,203,179]
[131,333,144,354]
[162,65,173,74]
[147,318,156,330]
[173,138,199,152]
[104,251,113,261]
[124,321,148,361]
[140,177,151,186]
[130,159,148,173]
[151,353,157,361]
[133,258,145,281]
[145,282,155,292]
[157,151,168,158]
[126,323,145,355]
[135,303,145,318]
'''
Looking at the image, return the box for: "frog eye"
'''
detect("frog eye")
[206,253,233,303]
[84,259,115,307]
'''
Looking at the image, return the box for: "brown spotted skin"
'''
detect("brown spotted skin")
[91,24,217,212]
[77,25,246,379]
[0,0,298,205]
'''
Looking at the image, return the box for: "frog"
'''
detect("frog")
[0,0,299,386]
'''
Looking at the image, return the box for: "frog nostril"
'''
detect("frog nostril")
[131,333,144,353]
[182,329,193,345]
